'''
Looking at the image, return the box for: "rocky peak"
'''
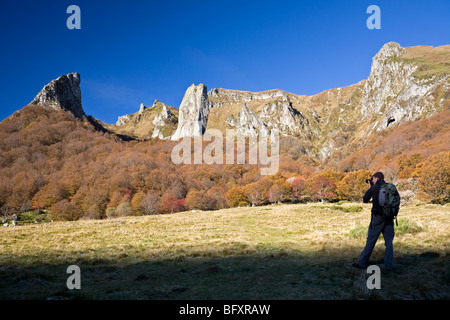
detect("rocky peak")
[30,72,85,118]
[259,96,308,136]
[152,105,174,126]
[361,42,448,132]
[171,83,211,140]
[116,114,131,126]
[152,105,176,139]
[138,103,147,114]
[361,42,414,120]
[374,42,406,61]
[116,102,150,126]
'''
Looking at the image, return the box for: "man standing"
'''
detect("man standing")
[353,172,398,271]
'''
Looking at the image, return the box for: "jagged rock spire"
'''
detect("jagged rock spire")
[30,72,85,118]
[171,83,210,140]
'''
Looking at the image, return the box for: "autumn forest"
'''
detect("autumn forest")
[0,104,448,223]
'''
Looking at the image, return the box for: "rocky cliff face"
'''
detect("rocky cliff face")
[208,88,288,108]
[206,88,315,139]
[222,96,309,138]
[40,42,446,163]
[361,42,410,119]
[226,103,270,138]
[361,42,449,132]
[259,96,308,136]
[30,72,85,119]
[152,104,176,139]
[109,99,178,140]
[171,84,210,140]
[166,42,447,151]
[116,114,131,126]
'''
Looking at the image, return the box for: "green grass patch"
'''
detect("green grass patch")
[349,225,367,239]
[390,54,450,82]
[332,205,363,213]
[312,205,363,213]
[349,218,424,239]
[17,211,53,225]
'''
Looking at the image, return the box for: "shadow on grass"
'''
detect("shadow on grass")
[0,248,448,300]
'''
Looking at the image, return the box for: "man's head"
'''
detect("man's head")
[372,172,384,183]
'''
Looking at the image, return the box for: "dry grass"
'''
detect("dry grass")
[401,45,450,80]
[0,202,448,300]
[108,103,179,139]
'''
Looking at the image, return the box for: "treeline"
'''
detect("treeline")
[0,106,448,222]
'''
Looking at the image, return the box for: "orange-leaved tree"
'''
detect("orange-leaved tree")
[226,185,249,208]
[305,174,337,203]
[289,176,306,202]
[337,170,372,202]
[414,151,450,204]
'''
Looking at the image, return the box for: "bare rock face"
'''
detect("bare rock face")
[228,103,270,138]
[152,105,176,139]
[116,114,131,126]
[171,84,210,140]
[361,42,448,131]
[208,88,288,108]
[138,103,147,114]
[116,102,148,126]
[31,72,85,118]
[259,96,308,136]
[361,42,410,119]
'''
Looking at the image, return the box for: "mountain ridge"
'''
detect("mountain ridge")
[110,42,448,156]
[6,41,449,163]
[0,42,448,220]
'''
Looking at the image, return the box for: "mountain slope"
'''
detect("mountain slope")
[104,100,179,140]
[0,41,448,221]
[30,72,85,119]
[106,42,448,164]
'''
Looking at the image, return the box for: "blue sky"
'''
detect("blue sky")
[1,0,449,124]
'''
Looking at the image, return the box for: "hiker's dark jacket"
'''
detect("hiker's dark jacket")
[363,179,386,215]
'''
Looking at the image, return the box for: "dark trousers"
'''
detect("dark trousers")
[357,214,395,269]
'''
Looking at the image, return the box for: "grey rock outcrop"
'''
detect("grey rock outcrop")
[171,84,211,140]
[227,104,270,138]
[30,72,85,118]
[116,114,131,126]
[259,96,308,136]
[116,102,148,126]
[361,42,410,119]
[152,105,176,139]
[361,42,448,132]
[138,103,147,114]
[208,88,288,108]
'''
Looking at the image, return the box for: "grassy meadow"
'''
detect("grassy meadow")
[0,202,448,300]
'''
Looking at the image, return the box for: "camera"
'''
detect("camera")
[365,178,374,186]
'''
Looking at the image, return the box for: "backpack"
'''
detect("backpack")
[379,183,401,226]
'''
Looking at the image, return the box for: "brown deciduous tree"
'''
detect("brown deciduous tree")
[140,191,160,215]
[51,200,82,221]
[268,179,291,203]
[289,177,306,202]
[305,175,337,203]
[337,170,372,201]
[226,186,249,208]
[416,151,450,204]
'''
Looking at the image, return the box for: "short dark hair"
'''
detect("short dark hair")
[373,172,384,180]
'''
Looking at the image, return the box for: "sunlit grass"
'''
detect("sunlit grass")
[0,202,448,299]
